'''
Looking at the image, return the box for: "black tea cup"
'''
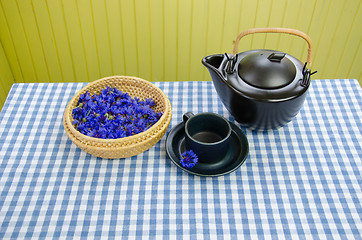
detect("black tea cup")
[183,112,231,163]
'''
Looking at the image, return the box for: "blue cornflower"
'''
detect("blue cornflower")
[123,123,134,136]
[142,98,155,107]
[93,94,103,104]
[72,119,80,125]
[115,129,127,139]
[72,108,83,120]
[84,100,97,110]
[99,127,108,139]
[136,118,147,129]
[156,112,163,119]
[113,88,123,97]
[88,129,101,138]
[101,86,110,96]
[134,97,141,103]
[180,150,198,168]
[79,91,91,103]
[110,105,120,115]
[77,122,87,132]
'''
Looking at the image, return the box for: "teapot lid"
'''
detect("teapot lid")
[238,50,296,89]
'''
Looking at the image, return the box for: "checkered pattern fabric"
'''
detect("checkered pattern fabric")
[0,79,361,239]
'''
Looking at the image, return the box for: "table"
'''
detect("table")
[0,79,361,239]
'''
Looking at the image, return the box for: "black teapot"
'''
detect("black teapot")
[202,28,317,130]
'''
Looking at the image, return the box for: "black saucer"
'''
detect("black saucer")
[165,120,249,177]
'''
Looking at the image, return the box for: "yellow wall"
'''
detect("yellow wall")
[0,0,361,109]
[0,41,14,108]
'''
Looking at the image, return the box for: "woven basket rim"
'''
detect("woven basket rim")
[63,76,171,144]
[63,114,171,150]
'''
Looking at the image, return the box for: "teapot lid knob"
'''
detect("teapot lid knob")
[267,52,286,62]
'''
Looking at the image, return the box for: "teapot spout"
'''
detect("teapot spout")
[202,54,224,69]
[202,54,227,82]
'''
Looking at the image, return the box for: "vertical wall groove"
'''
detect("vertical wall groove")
[321,0,347,75]
[0,40,15,108]
[347,38,362,77]
[236,0,243,39]
[263,0,272,49]
[132,0,139,77]
[312,1,332,68]
[30,0,50,82]
[275,1,287,51]
[104,0,114,75]
[43,1,64,82]
[148,1,152,80]
[162,0,165,81]
[0,1,24,82]
[337,1,361,77]
[44,0,64,82]
[260,0,272,49]
[203,0,210,81]
[287,0,303,55]
[251,0,259,49]
[187,1,194,81]
[15,0,38,82]
[301,0,317,66]
[220,0,227,52]
[120,1,126,76]
[60,0,77,82]
[175,0,179,81]
[88,0,100,79]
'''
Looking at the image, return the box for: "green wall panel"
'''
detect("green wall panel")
[0,0,361,110]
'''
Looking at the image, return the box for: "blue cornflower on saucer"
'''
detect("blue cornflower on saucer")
[180,150,198,168]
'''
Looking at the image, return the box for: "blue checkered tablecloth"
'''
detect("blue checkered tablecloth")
[0,79,361,239]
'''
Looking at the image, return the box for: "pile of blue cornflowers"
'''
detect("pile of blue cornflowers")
[72,86,162,139]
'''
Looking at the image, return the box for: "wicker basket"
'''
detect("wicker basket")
[63,76,172,159]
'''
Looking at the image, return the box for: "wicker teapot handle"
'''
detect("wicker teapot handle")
[233,28,313,67]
